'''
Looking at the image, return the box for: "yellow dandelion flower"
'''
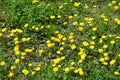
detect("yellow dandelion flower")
[108,3,112,7]
[2,28,7,32]
[50,15,55,19]
[103,44,108,49]
[53,67,59,72]
[112,0,117,4]
[99,58,105,62]
[57,15,61,18]
[64,67,70,73]
[22,69,29,75]
[78,27,83,31]
[0,61,5,66]
[56,50,61,54]
[103,53,108,57]
[15,59,20,64]
[0,33,2,37]
[72,21,78,26]
[32,0,39,4]
[24,23,29,28]
[79,22,85,26]
[35,27,39,31]
[74,2,81,7]
[69,15,73,19]
[83,41,89,46]
[71,44,76,50]
[11,65,16,70]
[92,27,97,31]
[110,60,116,66]
[90,45,95,49]
[79,71,84,75]
[103,62,108,65]
[34,67,40,71]
[8,72,14,77]
[63,22,67,25]
[59,6,63,9]
[114,71,119,76]
[74,69,79,73]
[98,49,103,53]
[110,40,115,44]
[114,6,119,10]
[21,37,27,42]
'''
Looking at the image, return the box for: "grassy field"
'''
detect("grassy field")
[0,0,120,80]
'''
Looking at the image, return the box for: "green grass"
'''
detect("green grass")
[0,0,120,80]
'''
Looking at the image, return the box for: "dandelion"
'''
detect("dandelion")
[71,44,76,50]
[22,69,29,75]
[108,3,112,7]
[72,21,78,26]
[78,27,83,31]
[79,59,83,63]
[58,65,61,68]
[31,71,35,75]
[89,45,95,49]
[11,65,16,70]
[112,0,117,4]
[92,27,97,31]
[74,14,78,17]
[99,39,103,43]
[84,4,89,9]
[74,2,81,7]
[110,60,116,66]
[64,67,70,73]
[103,53,108,57]
[79,71,84,75]
[114,6,119,10]
[15,59,20,64]
[61,56,66,60]
[70,62,75,65]
[63,22,67,25]
[98,49,103,53]
[34,67,40,71]
[79,22,85,26]
[53,67,59,72]
[21,37,27,42]
[92,36,96,40]
[8,72,14,77]
[104,57,110,61]
[50,15,55,19]
[39,49,44,56]
[24,23,29,28]
[54,58,61,64]
[0,61,5,66]
[114,71,119,76]
[83,41,89,46]
[0,33,2,37]
[110,40,115,44]
[56,50,61,54]
[32,0,39,4]
[2,28,7,32]
[28,63,33,67]
[99,58,105,62]
[93,5,97,8]
[69,15,73,19]
[35,27,39,31]
[59,6,63,9]
[103,44,108,49]
[60,47,64,51]
[74,69,79,73]
[103,62,108,65]
[57,15,61,18]
[90,41,95,45]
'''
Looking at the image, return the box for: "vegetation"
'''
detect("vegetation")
[0,0,120,79]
